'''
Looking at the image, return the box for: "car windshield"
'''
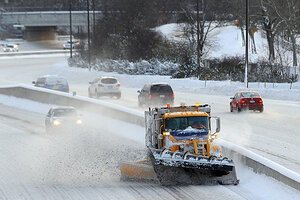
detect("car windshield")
[67,41,78,44]
[46,77,67,85]
[150,85,173,93]
[101,78,117,84]
[165,116,208,131]
[53,109,77,117]
[36,78,46,84]
[241,92,260,98]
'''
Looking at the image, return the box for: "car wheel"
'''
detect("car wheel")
[116,93,121,99]
[45,125,51,133]
[237,104,241,112]
[230,104,233,112]
[259,108,264,113]
[88,89,93,98]
[138,99,143,107]
[96,92,101,99]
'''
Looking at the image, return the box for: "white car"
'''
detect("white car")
[45,106,82,133]
[63,40,80,49]
[88,77,121,99]
[3,44,19,52]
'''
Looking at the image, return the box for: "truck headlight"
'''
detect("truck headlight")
[163,131,170,136]
[53,120,61,126]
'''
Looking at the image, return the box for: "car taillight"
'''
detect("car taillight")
[98,84,103,87]
[117,83,120,87]
[241,99,246,104]
[172,93,175,98]
[259,99,263,103]
[149,94,152,99]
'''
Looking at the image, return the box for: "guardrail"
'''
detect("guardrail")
[0,50,74,57]
[0,84,144,126]
[0,84,299,191]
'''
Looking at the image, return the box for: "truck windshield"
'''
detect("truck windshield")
[165,116,208,131]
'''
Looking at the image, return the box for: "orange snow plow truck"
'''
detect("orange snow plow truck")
[120,104,239,185]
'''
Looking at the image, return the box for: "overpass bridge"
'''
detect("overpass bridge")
[0,11,101,40]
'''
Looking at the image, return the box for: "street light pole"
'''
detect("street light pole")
[69,0,73,58]
[87,0,91,70]
[196,0,200,79]
[92,0,96,37]
[245,0,249,88]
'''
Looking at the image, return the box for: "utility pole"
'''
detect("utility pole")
[196,0,200,79]
[92,0,96,37]
[69,0,73,58]
[245,0,249,88]
[87,0,91,70]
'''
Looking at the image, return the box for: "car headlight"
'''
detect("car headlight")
[76,119,82,124]
[53,120,61,126]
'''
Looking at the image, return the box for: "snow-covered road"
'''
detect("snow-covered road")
[0,55,300,199]
[0,55,300,174]
[0,103,299,200]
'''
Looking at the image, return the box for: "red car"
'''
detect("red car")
[230,91,264,112]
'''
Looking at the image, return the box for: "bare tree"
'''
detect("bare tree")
[258,0,279,61]
[180,0,224,78]
[267,0,299,68]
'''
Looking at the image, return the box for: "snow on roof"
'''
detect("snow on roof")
[151,82,169,85]
[51,106,75,110]
[38,75,65,79]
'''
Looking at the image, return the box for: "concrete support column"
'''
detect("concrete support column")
[25,26,57,41]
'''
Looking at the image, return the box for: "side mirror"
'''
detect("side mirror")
[137,90,141,93]
[211,116,220,135]
[32,81,36,84]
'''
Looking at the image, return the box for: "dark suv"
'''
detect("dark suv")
[138,83,175,106]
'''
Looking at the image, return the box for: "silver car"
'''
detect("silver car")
[2,44,19,52]
[63,40,80,49]
[88,77,121,99]
[45,106,82,133]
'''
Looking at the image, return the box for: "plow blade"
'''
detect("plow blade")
[150,149,239,186]
[120,160,158,182]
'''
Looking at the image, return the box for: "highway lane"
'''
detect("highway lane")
[0,104,250,200]
[0,56,300,175]
[1,104,300,199]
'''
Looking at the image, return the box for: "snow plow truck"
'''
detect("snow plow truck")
[120,104,239,186]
